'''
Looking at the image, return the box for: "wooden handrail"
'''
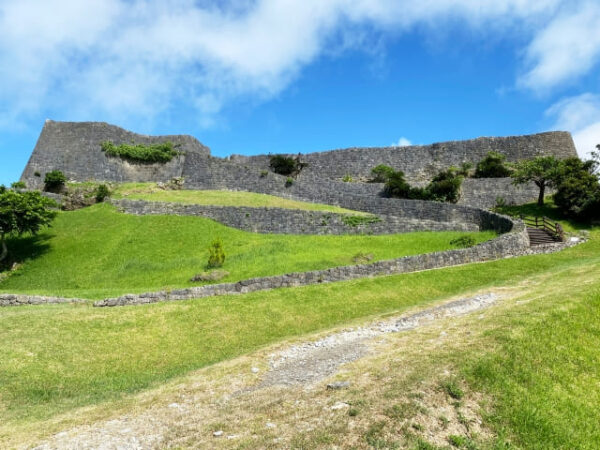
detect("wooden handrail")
[520,215,564,242]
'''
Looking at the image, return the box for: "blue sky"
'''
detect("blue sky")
[1,0,600,185]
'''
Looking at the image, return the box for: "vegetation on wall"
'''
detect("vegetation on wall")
[101,141,180,163]
[383,167,464,203]
[269,154,308,177]
[43,170,67,192]
[370,164,395,183]
[474,151,513,178]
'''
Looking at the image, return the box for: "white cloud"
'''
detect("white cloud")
[394,137,412,147]
[0,0,597,129]
[546,93,600,160]
[520,2,600,91]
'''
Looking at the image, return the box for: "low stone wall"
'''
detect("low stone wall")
[94,220,529,307]
[0,294,85,307]
[110,199,477,234]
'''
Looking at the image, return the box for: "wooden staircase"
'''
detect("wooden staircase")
[521,215,565,247]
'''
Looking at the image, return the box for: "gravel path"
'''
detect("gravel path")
[30,293,500,450]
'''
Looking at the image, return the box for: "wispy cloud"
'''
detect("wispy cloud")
[0,0,597,129]
[546,93,600,160]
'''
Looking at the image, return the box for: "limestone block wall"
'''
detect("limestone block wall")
[457,178,540,209]
[230,131,577,183]
[21,120,210,189]
[110,198,478,234]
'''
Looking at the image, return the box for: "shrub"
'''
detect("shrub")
[474,151,512,178]
[101,141,179,163]
[426,168,463,203]
[371,164,395,183]
[11,181,26,189]
[553,157,600,220]
[450,236,476,248]
[44,170,67,192]
[269,154,307,176]
[285,177,294,187]
[94,184,110,202]
[457,162,473,177]
[34,171,41,177]
[384,170,412,198]
[207,239,225,268]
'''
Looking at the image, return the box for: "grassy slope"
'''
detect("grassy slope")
[0,210,597,427]
[0,203,494,299]
[111,182,363,214]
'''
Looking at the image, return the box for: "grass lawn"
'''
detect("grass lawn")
[110,182,363,214]
[0,203,495,299]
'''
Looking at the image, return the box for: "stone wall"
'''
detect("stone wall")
[21,120,210,189]
[457,178,540,209]
[94,219,529,307]
[0,294,85,306]
[110,198,478,234]
[229,131,577,183]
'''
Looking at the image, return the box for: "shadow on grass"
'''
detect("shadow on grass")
[0,232,53,272]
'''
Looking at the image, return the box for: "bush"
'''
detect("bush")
[44,170,67,192]
[101,141,179,163]
[285,177,294,187]
[11,181,26,189]
[207,239,225,268]
[384,168,463,203]
[94,184,110,202]
[34,171,41,177]
[474,151,512,178]
[269,154,307,176]
[371,164,395,183]
[384,170,412,198]
[553,157,600,220]
[457,162,473,177]
[449,236,476,248]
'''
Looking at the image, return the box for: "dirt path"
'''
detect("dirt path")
[30,293,500,450]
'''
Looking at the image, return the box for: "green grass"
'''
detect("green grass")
[0,203,495,299]
[0,220,597,426]
[111,182,364,214]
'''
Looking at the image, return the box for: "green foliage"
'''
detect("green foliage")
[10,181,26,189]
[448,435,467,447]
[33,171,41,177]
[474,151,512,178]
[552,157,600,220]
[43,170,67,192]
[342,215,381,227]
[94,184,110,202]
[269,154,307,176]
[207,238,225,268]
[259,170,268,178]
[384,168,463,203]
[511,156,562,206]
[449,236,476,248]
[371,164,395,183]
[0,190,56,262]
[285,177,294,187]
[457,162,474,177]
[342,174,353,182]
[101,141,179,163]
[441,380,464,399]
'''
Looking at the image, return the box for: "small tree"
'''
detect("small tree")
[207,239,225,268]
[474,151,512,178]
[0,190,57,263]
[94,184,110,202]
[553,157,600,220]
[511,156,561,206]
[371,165,395,183]
[384,170,412,198]
[44,170,67,192]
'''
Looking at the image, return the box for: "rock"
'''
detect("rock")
[326,381,350,390]
[330,402,349,410]
[213,430,223,437]
[251,367,260,374]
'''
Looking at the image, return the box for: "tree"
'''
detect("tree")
[511,156,562,206]
[552,157,600,220]
[0,189,57,263]
[474,151,512,178]
[44,170,67,192]
[371,165,395,183]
